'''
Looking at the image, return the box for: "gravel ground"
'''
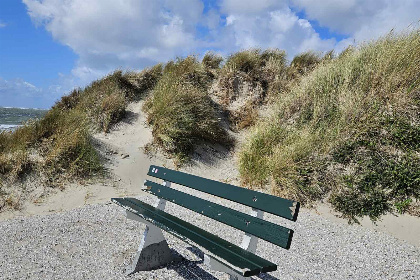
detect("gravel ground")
[1,190,419,280]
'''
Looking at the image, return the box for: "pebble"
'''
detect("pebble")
[0,190,419,280]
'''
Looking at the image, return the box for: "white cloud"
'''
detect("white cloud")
[18,0,418,108]
[23,0,204,82]
[292,0,420,41]
[0,21,6,28]
[22,0,341,79]
[220,0,283,14]
[214,3,336,58]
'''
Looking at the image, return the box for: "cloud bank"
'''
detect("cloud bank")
[8,0,419,108]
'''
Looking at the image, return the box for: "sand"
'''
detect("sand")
[1,100,419,249]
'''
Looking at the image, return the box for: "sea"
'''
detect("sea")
[0,107,48,132]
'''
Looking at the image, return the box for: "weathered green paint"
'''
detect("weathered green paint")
[112,197,277,277]
[143,180,294,249]
[147,165,300,221]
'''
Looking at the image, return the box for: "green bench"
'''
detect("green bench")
[112,165,300,279]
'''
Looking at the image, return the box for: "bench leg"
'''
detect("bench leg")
[125,210,175,275]
[204,208,263,279]
[240,208,263,253]
[204,254,249,279]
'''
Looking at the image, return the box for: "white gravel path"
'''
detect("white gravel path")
[1,191,419,280]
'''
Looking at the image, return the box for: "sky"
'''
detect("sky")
[0,0,418,109]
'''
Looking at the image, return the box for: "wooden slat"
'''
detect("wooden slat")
[143,180,294,249]
[112,197,277,277]
[147,165,300,221]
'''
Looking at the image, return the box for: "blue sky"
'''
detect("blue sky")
[0,0,418,109]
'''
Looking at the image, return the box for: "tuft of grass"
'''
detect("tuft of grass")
[222,49,262,76]
[143,56,232,164]
[202,52,223,70]
[220,48,287,84]
[239,29,420,222]
[125,64,163,98]
[202,52,224,80]
[217,49,287,129]
[287,51,323,81]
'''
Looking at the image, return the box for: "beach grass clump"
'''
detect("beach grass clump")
[0,70,153,210]
[220,48,287,90]
[217,49,287,129]
[0,107,102,183]
[202,52,224,80]
[70,70,139,132]
[288,51,322,78]
[125,64,163,98]
[143,56,232,164]
[239,29,420,222]
[202,52,223,70]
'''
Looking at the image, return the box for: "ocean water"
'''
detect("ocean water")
[0,107,48,132]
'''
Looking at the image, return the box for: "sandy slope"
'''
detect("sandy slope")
[0,100,419,248]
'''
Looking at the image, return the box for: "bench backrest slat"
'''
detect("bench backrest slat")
[147,165,300,221]
[144,180,294,249]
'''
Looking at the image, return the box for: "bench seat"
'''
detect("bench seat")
[112,197,277,277]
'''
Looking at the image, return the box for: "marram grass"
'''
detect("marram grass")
[239,29,420,222]
[0,69,160,210]
[143,56,232,164]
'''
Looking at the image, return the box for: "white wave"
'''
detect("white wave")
[0,124,21,131]
[0,106,46,110]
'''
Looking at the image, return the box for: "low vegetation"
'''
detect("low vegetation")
[1,28,418,222]
[216,49,287,129]
[239,29,420,223]
[143,56,232,165]
[0,70,158,210]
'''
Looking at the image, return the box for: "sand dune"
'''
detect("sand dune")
[1,100,419,249]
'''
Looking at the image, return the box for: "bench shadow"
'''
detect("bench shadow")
[183,247,280,280]
[168,248,218,280]
[256,273,281,280]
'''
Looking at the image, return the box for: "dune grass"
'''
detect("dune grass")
[143,56,232,165]
[219,48,287,100]
[0,70,159,210]
[1,28,418,221]
[217,49,287,129]
[239,29,420,222]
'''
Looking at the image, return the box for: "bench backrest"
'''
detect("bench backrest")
[144,165,299,250]
[147,165,300,221]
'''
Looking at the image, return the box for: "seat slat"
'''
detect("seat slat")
[112,197,277,277]
[147,165,300,221]
[143,180,294,249]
